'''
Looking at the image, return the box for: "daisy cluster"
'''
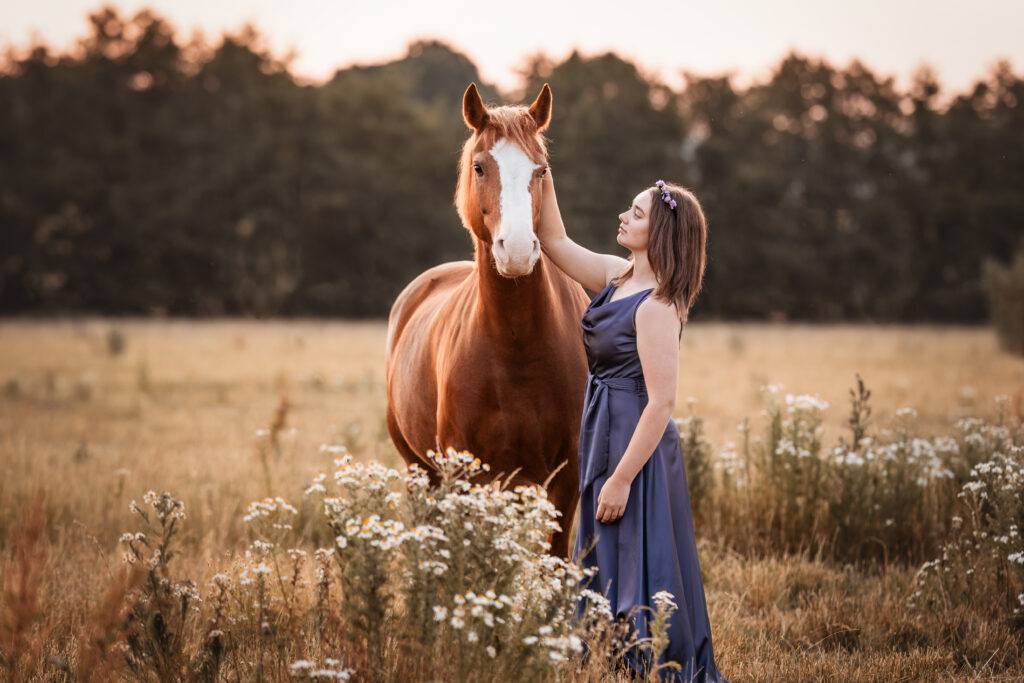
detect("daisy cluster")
[293,446,604,676]
[712,436,749,487]
[911,435,1024,616]
[830,436,955,483]
[288,658,354,680]
[759,385,829,458]
[129,489,186,523]
[120,491,188,567]
[652,590,678,612]
[309,447,566,573]
[243,496,298,522]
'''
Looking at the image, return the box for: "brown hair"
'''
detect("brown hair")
[612,181,708,323]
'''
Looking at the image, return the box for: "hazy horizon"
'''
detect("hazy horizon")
[3,0,1022,100]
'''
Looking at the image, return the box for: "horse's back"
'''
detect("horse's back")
[386,260,475,465]
[386,261,473,363]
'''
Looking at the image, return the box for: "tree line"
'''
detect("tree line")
[2,6,1021,321]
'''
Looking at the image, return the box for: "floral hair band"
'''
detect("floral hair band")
[655,179,677,210]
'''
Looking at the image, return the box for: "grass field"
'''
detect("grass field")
[2,318,1024,680]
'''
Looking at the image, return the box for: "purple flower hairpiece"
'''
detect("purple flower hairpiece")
[655,179,677,210]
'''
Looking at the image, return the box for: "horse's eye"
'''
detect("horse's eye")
[474,163,483,177]
[539,167,548,177]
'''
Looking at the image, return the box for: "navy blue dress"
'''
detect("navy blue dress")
[572,281,728,683]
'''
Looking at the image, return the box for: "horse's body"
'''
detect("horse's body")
[385,84,589,557]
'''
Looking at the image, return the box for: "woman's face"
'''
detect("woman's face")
[617,190,653,251]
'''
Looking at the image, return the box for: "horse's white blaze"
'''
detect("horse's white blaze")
[489,138,540,275]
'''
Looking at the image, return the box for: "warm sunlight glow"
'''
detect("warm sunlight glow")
[3,0,1023,95]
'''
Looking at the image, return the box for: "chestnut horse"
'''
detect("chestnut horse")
[385,83,589,558]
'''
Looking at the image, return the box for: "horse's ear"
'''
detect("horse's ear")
[528,83,552,131]
[463,83,489,132]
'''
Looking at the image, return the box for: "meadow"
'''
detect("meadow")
[2,318,1024,681]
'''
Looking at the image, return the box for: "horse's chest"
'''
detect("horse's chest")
[437,349,581,449]
[446,352,564,407]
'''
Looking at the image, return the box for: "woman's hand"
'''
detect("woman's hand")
[596,472,631,523]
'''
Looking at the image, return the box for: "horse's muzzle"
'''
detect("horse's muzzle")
[493,237,541,277]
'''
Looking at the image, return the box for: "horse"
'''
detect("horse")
[385,83,590,558]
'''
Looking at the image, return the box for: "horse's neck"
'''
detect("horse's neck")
[472,241,556,340]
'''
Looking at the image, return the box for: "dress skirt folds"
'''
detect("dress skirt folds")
[572,281,728,683]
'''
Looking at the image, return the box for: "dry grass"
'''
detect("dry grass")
[679,322,1024,445]
[1,318,1023,680]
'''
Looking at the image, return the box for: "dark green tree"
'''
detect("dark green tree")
[1,6,1021,321]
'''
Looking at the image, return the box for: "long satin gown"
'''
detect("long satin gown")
[572,281,728,683]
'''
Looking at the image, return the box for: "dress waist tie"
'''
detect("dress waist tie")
[578,373,647,494]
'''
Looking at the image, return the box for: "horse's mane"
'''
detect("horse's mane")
[454,105,549,231]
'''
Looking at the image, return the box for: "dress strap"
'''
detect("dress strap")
[595,280,616,302]
[630,289,655,329]
[630,289,684,340]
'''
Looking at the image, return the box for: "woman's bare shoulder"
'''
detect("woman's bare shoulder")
[636,295,681,336]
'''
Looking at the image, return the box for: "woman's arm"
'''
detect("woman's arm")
[595,297,681,524]
[538,171,628,292]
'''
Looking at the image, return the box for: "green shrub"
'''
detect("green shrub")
[676,399,715,532]
[982,246,1024,355]
[693,376,1021,566]
[910,405,1024,629]
[106,450,680,682]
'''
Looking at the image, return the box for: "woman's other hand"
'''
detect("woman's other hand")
[596,472,631,523]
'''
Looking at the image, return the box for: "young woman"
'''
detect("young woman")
[538,172,728,682]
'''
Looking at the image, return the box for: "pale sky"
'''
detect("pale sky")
[3,0,1022,98]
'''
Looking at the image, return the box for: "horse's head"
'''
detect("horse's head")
[455,83,552,278]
